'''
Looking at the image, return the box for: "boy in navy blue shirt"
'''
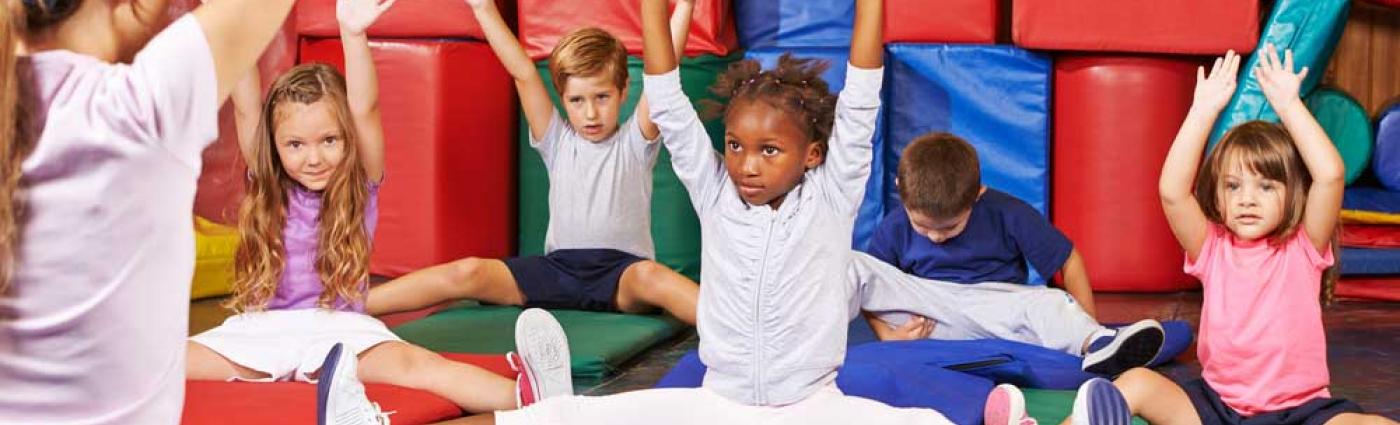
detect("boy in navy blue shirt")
[853,132,1165,376]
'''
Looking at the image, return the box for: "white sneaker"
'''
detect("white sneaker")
[317,343,392,425]
[510,308,573,407]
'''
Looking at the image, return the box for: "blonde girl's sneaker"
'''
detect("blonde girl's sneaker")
[509,308,574,407]
[316,343,392,425]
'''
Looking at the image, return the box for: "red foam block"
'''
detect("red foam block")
[1336,276,1400,302]
[1341,225,1400,248]
[195,20,299,225]
[1014,0,1259,54]
[518,0,737,60]
[885,0,998,44]
[301,39,516,277]
[181,353,513,424]
[296,0,508,39]
[1052,56,1203,292]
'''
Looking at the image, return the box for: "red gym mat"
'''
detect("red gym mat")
[1052,55,1202,292]
[300,39,516,277]
[1013,0,1259,54]
[1342,225,1400,248]
[885,0,997,44]
[518,0,737,60]
[1336,277,1400,302]
[296,0,510,39]
[182,353,513,424]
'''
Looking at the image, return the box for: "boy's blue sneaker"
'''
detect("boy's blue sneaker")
[1082,319,1164,376]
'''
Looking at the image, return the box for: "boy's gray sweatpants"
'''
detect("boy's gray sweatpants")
[848,251,1106,355]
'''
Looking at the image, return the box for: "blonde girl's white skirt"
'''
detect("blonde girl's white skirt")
[189,308,402,382]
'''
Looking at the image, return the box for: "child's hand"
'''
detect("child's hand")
[1254,43,1309,111]
[874,315,935,342]
[1192,49,1240,113]
[337,0,397,36]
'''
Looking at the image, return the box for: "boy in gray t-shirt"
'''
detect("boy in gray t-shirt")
[365,0,700,325]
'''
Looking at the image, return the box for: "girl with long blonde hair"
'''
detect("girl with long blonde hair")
[183,0,572,423]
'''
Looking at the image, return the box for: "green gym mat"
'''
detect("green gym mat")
[1024,389,1149,425]
[392,303,686,380]
[1306,88,1373,185]
[517,53,741,282]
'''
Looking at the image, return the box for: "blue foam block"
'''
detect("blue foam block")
[655,347,994,425]
[1340,247,1400,276]
[1374,102,1400,192]
[744,47,889,250]
[1343,187,1400,214]
[734,0,855,49]
[883,44,1051,282]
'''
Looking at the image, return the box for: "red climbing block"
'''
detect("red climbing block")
[1052,55,1203,292]
[301,38,516,277]
[1014,0,1259,54]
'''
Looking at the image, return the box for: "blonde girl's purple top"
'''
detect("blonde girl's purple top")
[265,180,380,313]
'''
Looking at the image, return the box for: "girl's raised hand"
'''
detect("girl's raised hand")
[1193,49,1240,113]
[1254,43,1309,110]
[337,0,398,36]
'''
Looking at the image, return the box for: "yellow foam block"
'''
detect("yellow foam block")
[1341,209,1400,225]
[192,217,239,300]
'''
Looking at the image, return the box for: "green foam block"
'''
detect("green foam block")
[517,54,740,282]
[1306,88,1373,185]
[393,303,686,380]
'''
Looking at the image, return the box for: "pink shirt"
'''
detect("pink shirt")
[1185,224,1334,416]
[0,16,217,424]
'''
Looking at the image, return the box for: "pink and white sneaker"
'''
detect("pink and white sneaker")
[508,308,573,408]
[985,384,1038,425]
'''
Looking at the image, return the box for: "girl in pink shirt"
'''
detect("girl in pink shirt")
[985,46,1396,425]
[1089,46,1390,425]
[183,0,573,423]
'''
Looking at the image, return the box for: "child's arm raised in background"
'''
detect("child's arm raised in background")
[192,0,297,103]
[635,0,695,140]
[1254,44,1344,252]
[467,0,554,141]
[821,0,884,207]
[642,0,726,212]
[232,69,262,166]
[1058,249,1096,318]
[337,0,395,182]
[1160,50,1239,260]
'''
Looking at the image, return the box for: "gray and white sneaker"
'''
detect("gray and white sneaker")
[510,308,574,407]
[317,343,392,425]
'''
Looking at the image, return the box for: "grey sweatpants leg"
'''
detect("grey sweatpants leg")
[849,251,1104,355]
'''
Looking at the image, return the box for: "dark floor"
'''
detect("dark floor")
[189,292,1400,419]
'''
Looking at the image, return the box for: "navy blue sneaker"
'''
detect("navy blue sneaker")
[1071,378,1132,425]
[1082,320,1164,376]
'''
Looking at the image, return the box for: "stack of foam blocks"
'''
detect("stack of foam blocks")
[733,0,1051,280]
[295,0,518,277]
